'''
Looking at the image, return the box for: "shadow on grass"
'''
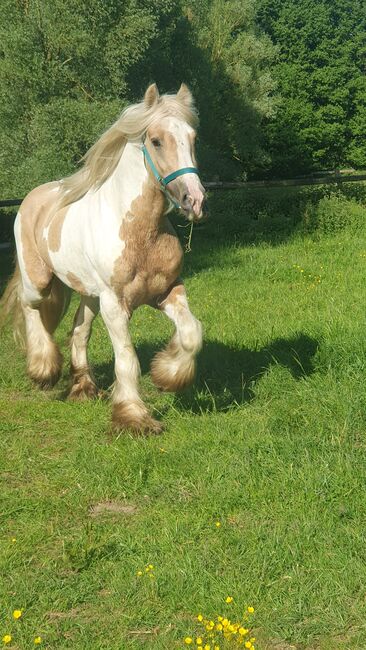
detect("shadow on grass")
[93,333,318,413]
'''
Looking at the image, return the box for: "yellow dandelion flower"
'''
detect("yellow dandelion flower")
[247,606,254,614]
[245,642,252,649]
[137,570,143,576]
[196,638,203,645]
[204,645,211,650]
[239,627,248,636]
[148,564,154,570]
[13,609,22,619]
[222,618,229,627]
[2,636,11,645]
[215,521,221,527]
[216,623,223,631]
[185,638,193,645]
[250,638,256,643]
[148,573,155,579]
[225,596,233,603]
[214,646,220,650]
[34,638,42,645]
[217,616,223,622]
[197,614,203,622]
[11,538,16,543]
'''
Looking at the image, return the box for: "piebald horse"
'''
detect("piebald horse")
[1,83,205,434]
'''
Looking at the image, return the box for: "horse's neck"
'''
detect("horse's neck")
[100,142,165,224]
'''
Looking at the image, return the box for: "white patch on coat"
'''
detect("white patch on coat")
[44,141,146,296]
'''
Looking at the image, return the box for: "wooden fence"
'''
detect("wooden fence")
[1,172,366,209]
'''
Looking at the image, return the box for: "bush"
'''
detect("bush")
[302,192,366,235]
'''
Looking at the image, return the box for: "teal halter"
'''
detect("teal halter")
[141,142,199,210]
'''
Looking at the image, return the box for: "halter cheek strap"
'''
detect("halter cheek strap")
[141,143,199,210]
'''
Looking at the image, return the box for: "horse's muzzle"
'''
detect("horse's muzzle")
[179,178,206,222]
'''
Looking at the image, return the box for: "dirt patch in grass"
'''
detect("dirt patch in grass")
[89,501,138,517]
[48,608,82,621]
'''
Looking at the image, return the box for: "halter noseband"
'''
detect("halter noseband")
[141,142,199,210]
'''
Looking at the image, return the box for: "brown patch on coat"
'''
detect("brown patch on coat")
[47,205,68,252]
[158,281,185,307]
[18,182,67,291]
[111,180,184,312]
[66,272,87,295]
[89,501,138,517]
[39,275,71,334]
[145,127,179,177]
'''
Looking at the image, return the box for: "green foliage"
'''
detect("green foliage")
[0,0,277,196]
[258,0,366,175]
[1,0,365,195]
[303,193,366,235]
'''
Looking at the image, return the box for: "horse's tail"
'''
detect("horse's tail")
[0,257,25,347]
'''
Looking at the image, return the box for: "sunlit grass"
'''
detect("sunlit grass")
[1,191,366,648]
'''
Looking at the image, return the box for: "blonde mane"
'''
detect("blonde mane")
[56,89,198,210]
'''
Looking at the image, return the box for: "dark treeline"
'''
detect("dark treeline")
[0,0,365,197]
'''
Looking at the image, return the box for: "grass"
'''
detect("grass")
[1,187,366,648]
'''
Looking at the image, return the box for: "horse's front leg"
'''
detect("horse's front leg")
[100,291,162,435]
[151,282,202,391]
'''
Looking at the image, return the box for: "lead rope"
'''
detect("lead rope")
[177,220,194,253]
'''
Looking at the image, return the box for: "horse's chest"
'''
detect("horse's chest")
[112,230,183,309]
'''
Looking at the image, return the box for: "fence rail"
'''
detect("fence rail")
[1,172,366,209]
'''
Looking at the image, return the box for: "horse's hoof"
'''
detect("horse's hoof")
[112,401,163,436]
[68,380,98,401]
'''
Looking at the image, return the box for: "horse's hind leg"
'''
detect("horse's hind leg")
[69,296,99,400]
[151,282,202,391]
[23,277,70,388]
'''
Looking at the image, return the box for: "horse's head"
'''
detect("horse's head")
[143,83,206,222]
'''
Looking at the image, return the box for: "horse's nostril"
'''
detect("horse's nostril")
[181,193,193,209]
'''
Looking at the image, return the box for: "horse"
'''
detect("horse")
[1,83,206,434]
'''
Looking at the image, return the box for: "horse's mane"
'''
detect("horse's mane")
[56,89,198,210]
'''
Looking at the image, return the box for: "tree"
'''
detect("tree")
[0,0,277,197]
[257,0,366,175]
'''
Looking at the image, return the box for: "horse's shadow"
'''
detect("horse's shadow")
[93,333,319,413]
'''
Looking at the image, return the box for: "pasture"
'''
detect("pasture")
[1,186,366,649]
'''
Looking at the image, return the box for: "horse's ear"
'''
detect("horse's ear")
[144,83,160,108]
[177,83,193,107]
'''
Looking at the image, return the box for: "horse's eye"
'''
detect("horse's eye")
[151,138,161,148]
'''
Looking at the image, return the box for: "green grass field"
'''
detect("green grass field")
[1,188,366,649]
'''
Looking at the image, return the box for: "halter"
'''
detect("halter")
[141,142,199,210]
